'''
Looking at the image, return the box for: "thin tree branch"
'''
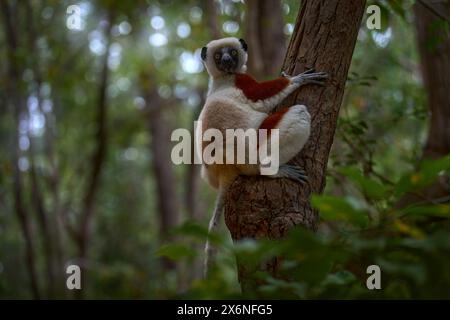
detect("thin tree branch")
[1,0,41,299]
[77,8,116,294]
[23,0,60,298]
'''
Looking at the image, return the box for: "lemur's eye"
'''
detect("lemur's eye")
[231,49,237,56]
[214,53,221,60]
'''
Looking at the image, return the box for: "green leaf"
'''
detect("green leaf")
[156,244,196,260]
[322,271,357,286]
[312,195,369,227]
[339,166,388,199]
[420,155,450,179]
[386,0,406,20]
[394,155,450,197]
[401,204,450,219]
[233,238,282,265]
[172,220,209,239]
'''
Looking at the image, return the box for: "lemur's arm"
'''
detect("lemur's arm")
[235,69,327,113]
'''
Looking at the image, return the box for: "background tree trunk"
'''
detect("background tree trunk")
[183,1,223,282]
[224,0,366,292]
[204,0,221,39]
[141,80,180,272]
[23,0,59,298]
[1,0,41,299]
[245,0,286,79]
[76,9,115,297]
[415,1,450,160]
[396,2,450,208]
[184,0,222,222]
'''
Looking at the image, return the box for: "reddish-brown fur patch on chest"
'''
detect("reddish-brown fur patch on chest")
[234,73,290,102]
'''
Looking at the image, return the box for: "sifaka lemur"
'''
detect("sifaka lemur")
[197,37,328,275]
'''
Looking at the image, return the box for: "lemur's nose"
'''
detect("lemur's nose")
[221,53,232,65]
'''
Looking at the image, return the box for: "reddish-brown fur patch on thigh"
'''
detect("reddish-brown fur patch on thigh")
[257,107,291,149]
[259,107,290,131]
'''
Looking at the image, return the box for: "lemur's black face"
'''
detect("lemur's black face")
[214,47,239,73]
[201,38,248,75]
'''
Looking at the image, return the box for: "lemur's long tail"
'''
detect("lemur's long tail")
[204,186,228,278]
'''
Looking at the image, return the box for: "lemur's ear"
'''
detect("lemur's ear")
[239,38,248,52]
[201,47,207,60]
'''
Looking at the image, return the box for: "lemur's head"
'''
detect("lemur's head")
[201,37,248,77]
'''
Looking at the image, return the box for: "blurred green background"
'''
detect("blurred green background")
[0,0,449,299]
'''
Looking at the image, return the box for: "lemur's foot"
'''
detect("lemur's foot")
[271,164,308,184]
[286,69,328,86]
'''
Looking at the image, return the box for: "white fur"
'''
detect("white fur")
[200,37,313,277]
[270,104,311,166]
[199,37,311,186]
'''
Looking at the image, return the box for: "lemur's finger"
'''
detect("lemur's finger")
[290,172,308,184]
[302,68,316,74]
[278,165,309,184]
[292,169,308,182]
[293,168,306,175]
[303,72,328,79]
[292,72,328,84]
[314,72,329,78]
[281,71,289,77]
[291,75,305,82]
[286,166,306,176]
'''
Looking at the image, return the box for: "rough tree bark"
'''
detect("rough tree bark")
[224,0,366,291]
[245,0,286,79]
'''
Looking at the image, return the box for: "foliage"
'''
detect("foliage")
[161,156,450,299]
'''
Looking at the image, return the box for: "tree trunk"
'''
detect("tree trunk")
[149,107,180,270]
[224,0,366,291]
[415,2,450,159]
[142,84,180,272]
[1,0,41,299]
[204,0,221,39]
[184,2,222,282]
[185,1,221,222]
[185,95,205,221]
[77,9,115,297]
[245,0,286,79]
[23,0,60,298]
[396,2,450,208]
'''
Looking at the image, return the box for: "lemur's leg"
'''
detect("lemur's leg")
[204,186,227,277]
[259,104,311,183]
